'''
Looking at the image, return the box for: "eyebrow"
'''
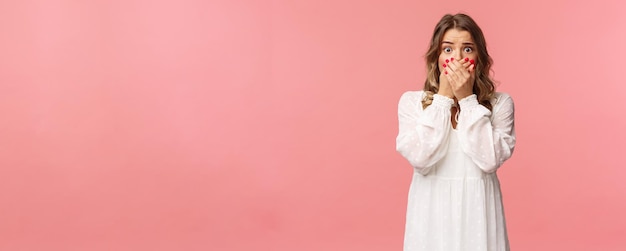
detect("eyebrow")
[442,41,475,46]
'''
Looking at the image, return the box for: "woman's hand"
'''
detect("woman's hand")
[444,58,475,100]
[437,66,454,99]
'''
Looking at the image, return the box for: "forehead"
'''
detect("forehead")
[441,29,474,43]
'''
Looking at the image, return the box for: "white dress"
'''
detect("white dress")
[396,91,516,251]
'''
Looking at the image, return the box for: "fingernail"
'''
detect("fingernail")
[443,64,447,68]
[465,58,469,62]
[451,58,454,61]
[445,59,449,63]
[470,59,475,64]
[444,71,448,74]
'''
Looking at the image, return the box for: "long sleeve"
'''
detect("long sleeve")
[396,91,454,175]
[456,93,516,173]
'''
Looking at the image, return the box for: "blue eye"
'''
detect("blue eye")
[464,47,473,53]
[443,47,452,53]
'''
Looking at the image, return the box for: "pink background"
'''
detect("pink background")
[1,0,625,250]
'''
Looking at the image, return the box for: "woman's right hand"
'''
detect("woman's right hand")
[437,68,454,99]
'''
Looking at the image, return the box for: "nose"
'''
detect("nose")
[453,50,463,61]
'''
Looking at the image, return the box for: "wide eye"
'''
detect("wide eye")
[464,47,473,53]
[443,47,452,53]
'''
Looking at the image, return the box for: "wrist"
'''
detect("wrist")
[437,90,454,99]
[432,94,455,108]
[455,91,473,100]
[458,94,479,108]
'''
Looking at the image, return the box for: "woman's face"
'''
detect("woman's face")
[438,28,477,71]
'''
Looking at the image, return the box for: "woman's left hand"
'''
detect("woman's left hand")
[444,58,476,100]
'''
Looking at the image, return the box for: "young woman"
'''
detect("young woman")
[396,13,516,251]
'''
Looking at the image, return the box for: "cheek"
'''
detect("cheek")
[438,55,447,68]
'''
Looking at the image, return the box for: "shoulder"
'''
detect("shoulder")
[491,92,514,111]
[492,92,513,103]
[399,90,425,104]
[398,90,425,113]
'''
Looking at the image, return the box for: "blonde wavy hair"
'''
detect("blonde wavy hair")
[422,13,495,111]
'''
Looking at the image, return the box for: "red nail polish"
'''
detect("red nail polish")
[445,59,449,63]
[451,58,454,61]
[443,64,447,68]
[470,59,475,64]
[465,58,469,62]
[444,71,448,74]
